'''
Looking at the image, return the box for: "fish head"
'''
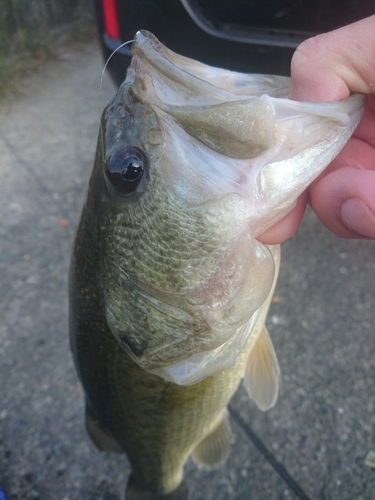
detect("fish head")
[92,31,364,385]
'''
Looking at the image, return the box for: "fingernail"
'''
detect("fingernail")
[341,198,375,239]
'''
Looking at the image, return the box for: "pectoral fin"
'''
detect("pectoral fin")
[244,326,280,411]
[192,411,231,469]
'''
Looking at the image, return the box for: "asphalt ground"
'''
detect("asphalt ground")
[0,38,374,500]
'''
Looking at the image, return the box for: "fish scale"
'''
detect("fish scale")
[70,31,364,499]
[103,190,228,293]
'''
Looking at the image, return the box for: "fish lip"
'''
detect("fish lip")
[130,30,291,101]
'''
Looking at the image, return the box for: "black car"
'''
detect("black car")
[94,0,374,86]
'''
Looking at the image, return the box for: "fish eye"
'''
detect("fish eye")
[106,147,147,193]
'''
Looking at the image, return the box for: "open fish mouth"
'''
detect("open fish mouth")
[125,30,365,233]
[100,30,365,386]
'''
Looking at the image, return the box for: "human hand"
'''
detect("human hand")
[259,15,375,244]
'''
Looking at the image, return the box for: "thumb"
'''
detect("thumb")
[289,15,375,102]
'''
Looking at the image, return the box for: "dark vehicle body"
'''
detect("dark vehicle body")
[94,0,374,87]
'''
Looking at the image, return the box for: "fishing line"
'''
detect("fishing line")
[228,406,312,500]
[98,40,134,167]
[100,39,134,93]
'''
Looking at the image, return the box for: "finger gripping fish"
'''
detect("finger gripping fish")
[69,31,364,499]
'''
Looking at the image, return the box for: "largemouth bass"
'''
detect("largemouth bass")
[70,31,364,499]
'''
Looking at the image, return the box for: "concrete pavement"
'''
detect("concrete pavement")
[0,38,374,500]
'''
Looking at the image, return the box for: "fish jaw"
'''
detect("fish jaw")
[129,30,365,233]
[98,31,365,385]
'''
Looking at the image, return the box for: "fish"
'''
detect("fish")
[69,30,364,499]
